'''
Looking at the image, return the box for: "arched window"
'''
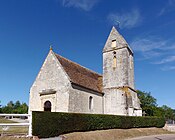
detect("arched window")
[44,100,52,112]
[89,96,93,110]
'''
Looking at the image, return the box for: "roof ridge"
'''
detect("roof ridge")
[54,53,102,77]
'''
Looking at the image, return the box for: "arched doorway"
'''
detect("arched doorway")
[44,101,52,112]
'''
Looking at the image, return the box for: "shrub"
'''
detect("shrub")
[32,111,165,138]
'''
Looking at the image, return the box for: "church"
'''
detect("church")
[29,27,142,116]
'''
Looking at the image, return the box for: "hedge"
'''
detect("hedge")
[32,111,165,138]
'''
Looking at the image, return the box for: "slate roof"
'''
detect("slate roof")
[55,53,103,93]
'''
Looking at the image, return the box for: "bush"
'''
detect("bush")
[32,111,165,138]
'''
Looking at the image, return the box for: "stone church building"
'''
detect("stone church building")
[29,27,142,116]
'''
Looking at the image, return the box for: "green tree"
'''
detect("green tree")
[153,106,165,117]
[137,90,175,120]
[1,101,28,114]
[14,100,21,109]
[0,101,2,113]
[1,101,14,113]
[7,101,14,108]
[1,106,13,113]
[137,90,157,116]
[18,103,28,114]
[161,105,175,120]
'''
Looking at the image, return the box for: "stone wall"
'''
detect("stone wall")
[29,26,142,116]
[104,88,127,115]
[164,124,175,132]
[128,53,135,88]
[29,50,71,113]
[29,50,104,114]
[102,27,142,116]
[128,88,141,110]
[103,48,130,89]
[68,84,103,114]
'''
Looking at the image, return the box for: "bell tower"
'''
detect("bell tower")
[103,27,142,116]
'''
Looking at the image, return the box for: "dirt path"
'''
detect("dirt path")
[63,128,175,140]
[127,134,175,140]
[1,128,175,140]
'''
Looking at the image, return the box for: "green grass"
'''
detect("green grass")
[0,118,16,123]
[0,118,28,135]
[0,137,31,140]
[1,126,28,134]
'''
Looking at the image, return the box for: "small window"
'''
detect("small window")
[111,40,116,48]
[113,56,117,68]
[89,96,93,110]
[130,55,132,69]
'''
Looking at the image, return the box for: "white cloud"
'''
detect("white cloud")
[131,38,166,52]
[131,37,175,55]
[161,66,175,71]
[154,56,175,64]
[61,0,98,11]
[130,37,167,59]
[142,51,162,60]
[158,0,175,16]
[108,9,142,29]
[131,35,175,71]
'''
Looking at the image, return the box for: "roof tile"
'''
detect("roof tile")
[55,53,103,93]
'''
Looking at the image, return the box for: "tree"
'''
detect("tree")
[152,106,165,117]
[161,105,175,120]
[0,101,2,113]
[14,100,21,109]
[137,90,157,107]
[18,103,28,114]
[137,90,175,120]
[1,101,14,113]
[137,90,157,116]
[7,101,14,108]
[1,100,28,114]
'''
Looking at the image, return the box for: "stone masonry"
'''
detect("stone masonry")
[103,27,142,116]
[29,26,142,116]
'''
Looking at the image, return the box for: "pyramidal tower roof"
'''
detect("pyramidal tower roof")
[103,26,130,53]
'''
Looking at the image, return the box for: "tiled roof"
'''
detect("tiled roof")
[55,53,103,93]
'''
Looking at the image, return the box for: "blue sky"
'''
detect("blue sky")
[0,0,175,108]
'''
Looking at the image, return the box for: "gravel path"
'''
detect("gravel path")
[127,134,175,140]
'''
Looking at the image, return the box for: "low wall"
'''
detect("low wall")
[164,124,175,132]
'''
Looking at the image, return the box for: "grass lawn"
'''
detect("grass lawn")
[0,117,16,123]
[0,118,28,136]
[0,136,31,140]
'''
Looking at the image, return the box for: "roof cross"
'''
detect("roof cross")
[50,45,53,51]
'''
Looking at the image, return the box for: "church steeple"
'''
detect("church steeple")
[103,26,134,89]
[103,26,128,53]
[103,27,136,115]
